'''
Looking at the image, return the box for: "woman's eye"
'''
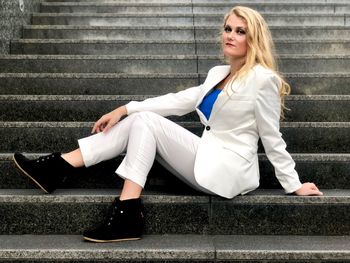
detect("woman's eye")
[224,26,232,33]
[236,29,246,35]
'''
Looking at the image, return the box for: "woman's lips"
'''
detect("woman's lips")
[225,43,235,47]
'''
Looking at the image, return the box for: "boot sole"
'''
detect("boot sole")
[83,236,141,243]
[12,154,50,194]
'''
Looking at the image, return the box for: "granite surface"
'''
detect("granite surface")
[0,0,43,54]
[0,189,348,235]
[0,234,349,262]
[2,152,349,190]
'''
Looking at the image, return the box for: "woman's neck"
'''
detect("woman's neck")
[229,57,245,76]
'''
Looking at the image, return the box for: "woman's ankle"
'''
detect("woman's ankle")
[61,149,85,168]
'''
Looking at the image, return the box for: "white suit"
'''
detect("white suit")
[124,64,302,198]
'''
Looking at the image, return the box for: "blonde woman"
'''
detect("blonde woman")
[13,6,323,243]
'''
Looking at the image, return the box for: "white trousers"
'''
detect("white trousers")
[78,111,214,194]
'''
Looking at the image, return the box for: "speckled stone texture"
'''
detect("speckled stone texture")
[0,0,43,54]
[0,189,348,235]
[0,234,349,262]
[1,153,349,190]
[0,122,349,153]
[0,73,200,95]
[0,95,349,122]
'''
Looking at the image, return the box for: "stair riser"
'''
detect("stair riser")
[44,0,192,2]
[0,57,348,73]
[40,4,349,14]
[32,15,346,27]
[1,75,349,95]
[0,201,348,235]
[0,125,349,153]
[23,27,350,40]
[11,42,197,55]
[2,156,349,190]
[1,99,349,122]
[11,42,350,55]
[32,16,195,26]
[23,27,197,40]
[41,5,193,14]
[0,58,198,74]
[210,202,350,235]
[0,76,200,95]
[40,0,350,3]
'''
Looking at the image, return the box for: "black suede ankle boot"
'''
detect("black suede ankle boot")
[13,152,76,193]
[83,197,145,243]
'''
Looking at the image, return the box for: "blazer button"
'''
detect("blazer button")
[206,126,211,131]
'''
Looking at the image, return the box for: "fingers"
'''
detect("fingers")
[306,182,323,196]
[295,182,323,196]
[91,116,107,134]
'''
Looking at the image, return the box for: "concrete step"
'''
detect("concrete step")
[11,40,198,55]
[2,152,349,190]
[0,73,200,95]
[40,2,195,14]
[31,13,348,27]
[0,73,349,95]
[42,0,350,3]
[40,2,350,14]
[0,55,198,74]
[0,95,349,122]
[0,189,349,235]
[198,55,350,73]
[11,39,350,55]
[31,13,195,27]
[23,25,350,40]
[0,234,349,262]
[0,121,349,153]
[1,55,349,74]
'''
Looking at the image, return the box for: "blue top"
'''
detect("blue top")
[198,88,222,120]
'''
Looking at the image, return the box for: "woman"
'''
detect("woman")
[13,6,323,243]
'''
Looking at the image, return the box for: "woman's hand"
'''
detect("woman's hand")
[91,106,127,134]
[294,182,323,196]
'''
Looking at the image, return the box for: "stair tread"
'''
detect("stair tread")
[1,121,350,127]
[23,24,350,29]
[0,72,349,77]
[0,234,349,261]
[1,94,350,100]
[32,12,347,16]
[2,152,350,161]
[1,54,350,59]
[12,38,350,43]
[0,189,349,204]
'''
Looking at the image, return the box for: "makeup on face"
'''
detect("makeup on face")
[222,14,248,59]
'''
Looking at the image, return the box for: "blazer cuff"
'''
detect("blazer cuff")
[125,101,138,115]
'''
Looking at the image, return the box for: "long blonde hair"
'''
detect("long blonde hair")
[222,6,290,119]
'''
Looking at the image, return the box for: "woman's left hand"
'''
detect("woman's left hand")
[294,182,323,196]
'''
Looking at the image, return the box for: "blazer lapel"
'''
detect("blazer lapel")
[195,65,231,108]
[209,71,246,121]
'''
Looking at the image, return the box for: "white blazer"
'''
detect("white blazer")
[126,64,302,198]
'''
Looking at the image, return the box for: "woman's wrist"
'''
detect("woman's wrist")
[116,105,127,117]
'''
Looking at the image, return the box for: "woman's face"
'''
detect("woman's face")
[222,14,248,61]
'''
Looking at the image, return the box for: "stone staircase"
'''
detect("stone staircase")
[0,0,349,262]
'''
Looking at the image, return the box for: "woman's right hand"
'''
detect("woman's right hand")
[91,106,127,134]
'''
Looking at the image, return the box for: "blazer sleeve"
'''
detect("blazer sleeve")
[125,84,203,117]
[254,73,302,194]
